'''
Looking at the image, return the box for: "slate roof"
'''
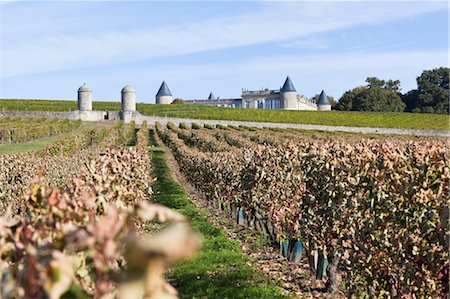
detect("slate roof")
[281,76,296,92]
[208,92,215,100]
[316,90,330,105]
[156,81,172,97]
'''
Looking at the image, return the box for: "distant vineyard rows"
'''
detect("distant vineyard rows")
[0,117,81,144]
[0,126,114,212]
[157,122,449,298]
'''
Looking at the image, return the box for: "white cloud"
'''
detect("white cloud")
[1,49,446,100]
[278,36,329,49]
[145,49,447,98]
[132,49,447,80]
[1,1,447,78]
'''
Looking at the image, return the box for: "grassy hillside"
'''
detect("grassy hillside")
[1,99,449,130]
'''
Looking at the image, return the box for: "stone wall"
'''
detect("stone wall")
[0,111,109,122]
[297,101,318,111]
[106,111,121,121]
[0,111,79,119]
[78,111,107,121]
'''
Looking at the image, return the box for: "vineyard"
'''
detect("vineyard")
[1,99,449,130]
[0,117,81,144]
[156,122,449,298]
[0,120,201,298]
[0,116,448,298]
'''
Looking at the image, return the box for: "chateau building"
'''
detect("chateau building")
[74,77,331,122]
[181,76,331,111]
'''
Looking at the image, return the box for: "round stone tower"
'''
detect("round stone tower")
[280,76,298,110]
[77,83,92,111]
[155,81,173,104]
[121,84,136,111]
[316,90,331,111]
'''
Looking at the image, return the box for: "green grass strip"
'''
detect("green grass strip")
[0,133,69,154]
[150,139,290,299]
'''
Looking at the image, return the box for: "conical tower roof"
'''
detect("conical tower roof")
[281,76,296,92]
[316,90,330,105]
[78,83,91,92]
[122,84,135,93]
[156,81,172,97]
[208,92,215,100]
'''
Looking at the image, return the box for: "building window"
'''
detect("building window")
[273,99,281,109]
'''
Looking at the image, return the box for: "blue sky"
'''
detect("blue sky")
[1,0,448,103]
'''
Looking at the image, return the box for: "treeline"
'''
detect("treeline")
[325,67,449,114]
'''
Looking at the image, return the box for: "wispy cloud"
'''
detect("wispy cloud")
[278,36,329,49]
[3,48,444,101]
[143,49,447,99]
[2,1,446,78]
[130,49,447,82]
[177,48,446,99]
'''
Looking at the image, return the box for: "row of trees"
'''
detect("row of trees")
[314,67,449,114]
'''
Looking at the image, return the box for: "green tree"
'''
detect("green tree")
[336,78,405,112]
[385,79,402,92]
[352,88,404,112]
[366,77,386,89]
[403,67,449,114]
[365,77,401,92]
[335,88,358,111]
[335,87,365,111]
[402,89,419,112]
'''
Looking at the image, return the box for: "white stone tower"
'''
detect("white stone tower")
[316,90,332,111]
[78,83,92,111]
[155,81,173,104]
[121,85,136,112]
[280,77,299,110]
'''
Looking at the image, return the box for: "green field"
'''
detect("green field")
[0,134,68,154]
[1,99,449,130]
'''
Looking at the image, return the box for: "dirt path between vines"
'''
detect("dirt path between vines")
[154,134,342,298]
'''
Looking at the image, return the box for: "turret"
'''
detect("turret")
[121,85,136,111]
[316,90,331,111]
[77,83,92,111]
[155,81,173,104]
[280,76,298,110]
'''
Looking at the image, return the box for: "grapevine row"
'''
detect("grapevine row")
[0,117,81,144]
[167,122,231,152]
[156,122,449,297]
[0,121,199,298]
